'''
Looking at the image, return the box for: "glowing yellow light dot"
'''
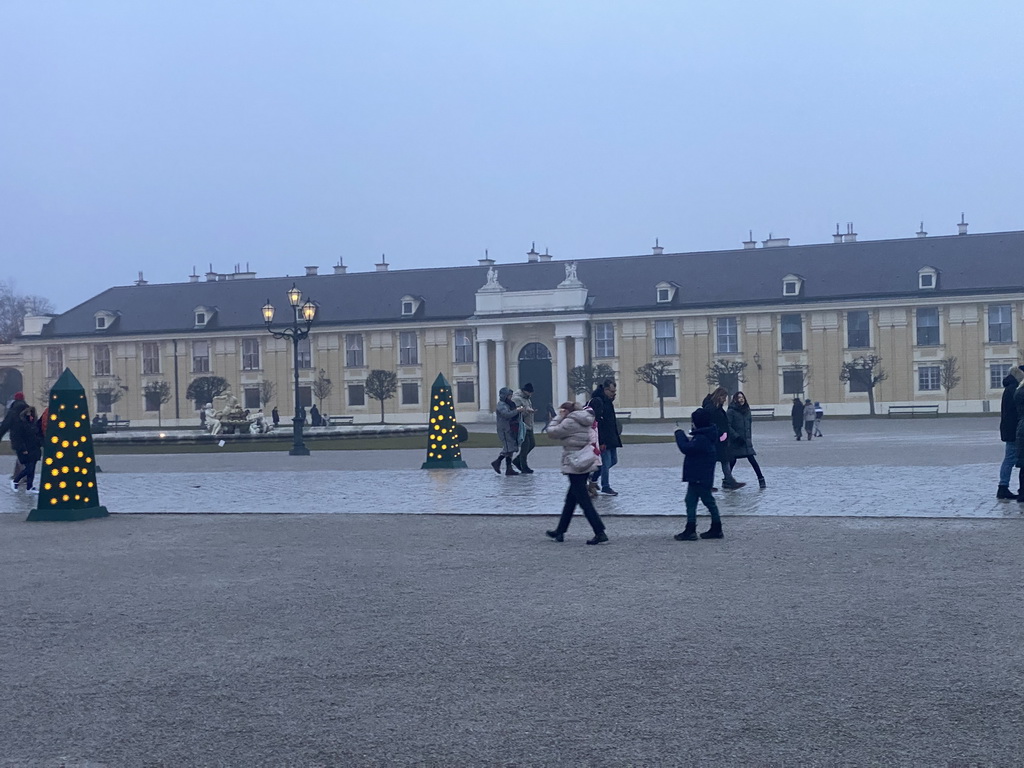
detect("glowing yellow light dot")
[87,482,94,488]
[50,498,57,505]
[76,481,82,487]
[61,495,69,501]
[44,483,51,490]
[433,406,438,411]
[74,421,80,428]
[84,497,90,503]
[59,421,67,428]
[45,458,53,465]
[61,466,69,474]
[85,457,92,463]
[51,436,58,444]
[61,440,69,448]
[59,481,66,489]
[55,451,64,459]
[74,495,80,500]
[49,413,57,421]
[441,444,447,450]
[72,441,79,447]
[51,469,59,477]
[59,404,65,410]
[77,451,83,458]
[438,415,444,420]
[430,418,436,424]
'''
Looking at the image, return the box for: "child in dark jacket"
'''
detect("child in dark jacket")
[673,407,723,540]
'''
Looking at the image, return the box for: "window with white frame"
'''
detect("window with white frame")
[399,331,419,365]
[918,365,941,391]
[348,384,365,406]
[192,340,210,373]
[401,382,419,404]
[142,342,160,374]
[94,345,111,376]
[345,334,364,368]
[594,322,615,358]
[780,314,803,351]
[297,337,312,369]
[990,362,1014,389]
[195,311,207,326]
[783,280,800,296]
[988,304,1013,343]
[716,317,738,354]
[456,380,475,403]
[46,347,63,379]
[918,268,937,290]
[454,329,474,363]
[654,320,676,356]
[916,307,940,346]
[847,311,870,348]
[783,370,805,395]
[656,287,671,303]
[95,316,107,330]
[401,299,415,316]
[241,338,261,370]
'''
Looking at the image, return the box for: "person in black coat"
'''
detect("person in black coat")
[673,407,723,540]
[0,392,30,487]
[703,387,744,489]
[790,396,804,440]
[10,406,42,493]
[997,366,1024,499]
[309,404,321,427]
[587,379,622,495]
[728,391,766,488]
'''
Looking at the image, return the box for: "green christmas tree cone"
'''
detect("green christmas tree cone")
[421,373,468,469]
[27,368,110,522]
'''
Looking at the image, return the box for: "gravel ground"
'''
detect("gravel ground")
[2,512,1023,767]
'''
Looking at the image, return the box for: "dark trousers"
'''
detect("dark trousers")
[13,460,36,490]
[515,430,536,468]
[792,422,802,439]
[554,473,605,535]
[730,455,764,480]
[684,482,721,527]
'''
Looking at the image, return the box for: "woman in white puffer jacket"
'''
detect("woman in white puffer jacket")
[544,402,608,545]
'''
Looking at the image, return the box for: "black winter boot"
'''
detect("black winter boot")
[546,530,564,542]
[674,522,698,541]
[504,456,520,476]
[700,521,724,540]
[758,477,767,489]
[490,457,503,474]
[997,485,1016,500]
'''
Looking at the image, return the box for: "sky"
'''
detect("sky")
[2,1,1022,313]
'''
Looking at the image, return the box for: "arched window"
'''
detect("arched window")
[518,342,552,361]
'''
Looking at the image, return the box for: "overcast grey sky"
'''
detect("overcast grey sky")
[2,1,1022,312]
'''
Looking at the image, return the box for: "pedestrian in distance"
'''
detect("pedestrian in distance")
[813,402,824,437]
[997,365,1024,500]
[727,391,766,488]
[703,387,744,489]
[803,399,816,441]
[309,403,321,427]
[540,403,557,433]
[511,383,537,474]
[10,405,42,494]
[491,387,524,476]
[271,406,280,427]
[673,407,724,541]
[0,392,30,488]
[1014,369,1024,504]
[587,378,622,496]
[545,401,608,545]
[790,396,804,440]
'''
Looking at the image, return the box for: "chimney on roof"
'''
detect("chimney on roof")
[652,238,664,255]
[762,233,791,248]
[189,266,199,283]
[376,253,389,272]
[305,265,318,276]
[333,258,347,275]
[958,212,969,235]
[135,271,148,286]
[539,248,553,262]
[743,230,757,249]
[527,242,539,263]
[478,249,495,267]
[833,224,844,244]
[844,222,857,243]
[917,221,928,238]
[206,263,217,282]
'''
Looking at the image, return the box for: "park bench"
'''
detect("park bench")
[617,411,632,421]
[886,404,940,418]
[326,414,355,426]
[750,407,776,419]
[108,418,131,431]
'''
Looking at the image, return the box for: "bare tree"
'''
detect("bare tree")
[706,360,747,394]
[839,355,888,416]
[93,376,126,415]
[311,368,333,410]
[365,369,397,424]
[143,380,173,426]
[258,380,276,409]
[939,356,961,413]
[635,360,673,419]
[0,281,54,343]
[568,363,616,396]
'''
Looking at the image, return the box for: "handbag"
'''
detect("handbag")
[566,421,602,473]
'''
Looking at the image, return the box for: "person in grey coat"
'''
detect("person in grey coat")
[803,399,816,441]
[727,392,766,488]
[491,387,524,476]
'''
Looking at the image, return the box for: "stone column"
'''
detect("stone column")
[573,336,585,369]
[477,340,490,415]
[556,336,568,405]
[494,341,507,392]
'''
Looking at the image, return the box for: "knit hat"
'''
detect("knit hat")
[521,382,534,392]
[13,392,24,401]
[1012,366,1024,383]
[691,408,711,429]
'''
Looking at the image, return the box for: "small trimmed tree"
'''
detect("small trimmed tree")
[143,380,173,426]
[939,356,961,413]
[706,360,747,395]
[258,380,276,409]
[93,376,125,415]
[569,363,616,397]
[839,355,888,416]
[186,375,231,410]
[311,368,333,411]
[365,369,398,424]
[635,360,673,419]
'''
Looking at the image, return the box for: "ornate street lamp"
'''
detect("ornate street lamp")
[262,283,317,456]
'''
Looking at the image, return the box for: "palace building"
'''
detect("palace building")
[12,223,1024,426]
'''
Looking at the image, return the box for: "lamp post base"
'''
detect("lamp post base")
[290,417,310,456]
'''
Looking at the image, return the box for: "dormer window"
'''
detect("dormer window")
[782,273,804,297]
[96,316,106,329]
[400,295,422,317]
[402,301,414,316]
[193,305,215,327]
[655,281,678,304]
[93,310,117,331]
[195,312,206,325]
[918,266,938,290]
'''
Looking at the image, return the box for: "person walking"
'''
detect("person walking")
[545,401,608,545]
[511,383,537,474]
[790,396,804,440]
[0,392,30,488]
[803,399,816,441]
[673,407,723,541]
[10,406,42,494]
[704,387,744,489]
[587,378,622,496]
[997,366,1024,499]
[1014,371,1024,505]
[727,391,766,488]
[271,406,280,427]
[491,387,524,476]
[813,402,824,437]
[309,403,321,427]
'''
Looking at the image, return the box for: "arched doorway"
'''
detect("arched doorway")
[0,368,22,410]
[517,343,553,421]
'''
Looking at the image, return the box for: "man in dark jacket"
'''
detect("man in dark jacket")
[997,366,1024,499]
[587,379,622,496]
[0,392,30,488]
[673,407,723,540]
[790,396,804,440]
